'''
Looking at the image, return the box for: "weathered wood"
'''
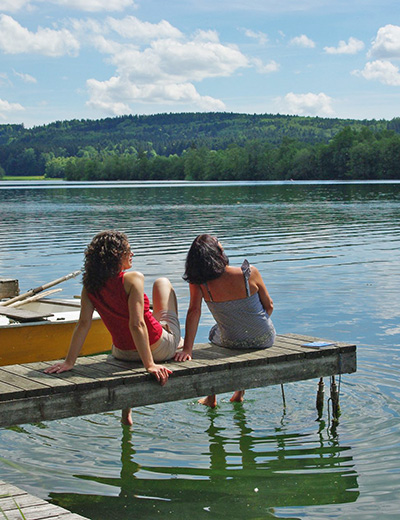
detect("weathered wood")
[0,479,89,519]
[0,334,356,428]
[0,278,19,299]
[0,270,81,307]
[0,307,53,322]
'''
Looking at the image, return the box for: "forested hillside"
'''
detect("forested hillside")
[1,112,399,180]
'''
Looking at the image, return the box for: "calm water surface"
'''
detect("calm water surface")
[0,180,399,519]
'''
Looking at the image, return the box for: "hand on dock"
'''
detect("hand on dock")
[174,350,192,362]
[147,364,172,385]
[44,361,74,374]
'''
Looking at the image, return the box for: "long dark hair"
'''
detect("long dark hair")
[183,234,229,285]
[82,230,129,294]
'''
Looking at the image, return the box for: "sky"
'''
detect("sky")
[0,0,399,127]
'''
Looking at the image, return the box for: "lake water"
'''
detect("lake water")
[0,180,399,519]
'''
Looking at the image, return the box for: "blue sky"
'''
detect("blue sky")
[0,0,399,127]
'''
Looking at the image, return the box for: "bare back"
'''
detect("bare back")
[200,265,257,302]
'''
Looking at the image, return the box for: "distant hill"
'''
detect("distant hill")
[1,112,399,180]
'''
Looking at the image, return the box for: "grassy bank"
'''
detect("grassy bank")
[1,176,48,181]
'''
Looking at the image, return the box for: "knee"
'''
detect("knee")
[154,277,172,289]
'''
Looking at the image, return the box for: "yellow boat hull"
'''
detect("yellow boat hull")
[0,299,112,366]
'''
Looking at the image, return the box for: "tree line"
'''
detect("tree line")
[0,112,399,180]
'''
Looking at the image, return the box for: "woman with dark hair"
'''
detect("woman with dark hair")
[45,230,182,425]
[175,234,275,407]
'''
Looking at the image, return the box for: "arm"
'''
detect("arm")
[124,271,172,385]
[251,266,274,316]
[175,283,203,362]
[44,288,94,373]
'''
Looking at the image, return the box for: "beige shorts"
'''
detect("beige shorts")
[112,310,181,362]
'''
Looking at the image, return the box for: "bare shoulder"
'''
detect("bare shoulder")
[123,270,144,288]
[249,265,261,277]
[249,265,266,286]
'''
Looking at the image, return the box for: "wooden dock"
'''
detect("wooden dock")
[0,479,89,519]
[0,334,356,428]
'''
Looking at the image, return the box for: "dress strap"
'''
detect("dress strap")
[241,259,251,297]
[203,282,214,302]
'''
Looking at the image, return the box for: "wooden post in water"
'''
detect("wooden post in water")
[330,375,341,421]
[316,377,325,419]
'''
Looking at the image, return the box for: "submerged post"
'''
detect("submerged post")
[330,375,341,421]
[316,377,324,419]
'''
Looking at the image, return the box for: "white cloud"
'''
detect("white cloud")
[0,0,136,11]
[106,15,183,41]
[324,37,364,55]
[0,15,80,56]
[85,27,249,115]
[86,76,226,114]
[50,0,136,12]
[193,29,220,43]
[368,24,400,59]
[251,57,279,73]
[13,70,37,83]
[0,98,24,119]
[0,72,11,86]
[0,0,31,12]
[289,34,315,48]
[244,29,268,45]
[278,92,334,116]
[353,59,400,86]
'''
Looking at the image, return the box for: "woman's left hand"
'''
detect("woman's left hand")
[174,350,192,362]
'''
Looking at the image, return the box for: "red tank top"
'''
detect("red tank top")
[88,272,163,351]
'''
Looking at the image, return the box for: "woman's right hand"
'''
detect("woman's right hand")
[44,361,74,374]
[147,363,172,385]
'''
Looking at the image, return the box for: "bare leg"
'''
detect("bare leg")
[230,390,245,403]
[198,394,217,408]
[152,277,178,315]
[121,407,133,426]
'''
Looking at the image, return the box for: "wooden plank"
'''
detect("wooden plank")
[0,307,52,322]
[0,278,19,299]
[38,297,81,307]
[0,479,89,519]
[0,380,25,400]
[0,336,356,428]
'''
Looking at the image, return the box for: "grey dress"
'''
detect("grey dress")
[204,260,276,350]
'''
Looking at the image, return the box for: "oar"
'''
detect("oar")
[9,288,63,308]
[0,270,81,307]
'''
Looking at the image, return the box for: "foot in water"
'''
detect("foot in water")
[121,407,133,426]
[230,390,245,403]
[198,394,217,408]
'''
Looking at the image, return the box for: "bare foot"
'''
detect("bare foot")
[198,394,217,408]
[121,407,133,426]
[230,390,245,403]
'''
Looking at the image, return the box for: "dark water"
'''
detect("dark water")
[0,180,399,519]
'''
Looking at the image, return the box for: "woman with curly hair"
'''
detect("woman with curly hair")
[175,234,275,408]
[45,230,182,425]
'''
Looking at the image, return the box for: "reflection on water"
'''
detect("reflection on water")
[0,181,399,518]
[48,403,358,519]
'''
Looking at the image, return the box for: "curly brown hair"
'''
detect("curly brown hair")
[82,230,130,294]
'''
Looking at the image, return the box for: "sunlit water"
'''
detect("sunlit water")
[0,180,399,519]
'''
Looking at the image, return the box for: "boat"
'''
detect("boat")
[0,297,111,367]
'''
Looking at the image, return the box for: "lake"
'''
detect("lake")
[0,180,399,519]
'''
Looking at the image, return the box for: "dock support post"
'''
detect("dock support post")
[316,377,324,419]
[330,375,341,421]
[280,384,286,409]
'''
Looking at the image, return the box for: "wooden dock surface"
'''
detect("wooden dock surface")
[0,479,88,519]
[0,334,356,428]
